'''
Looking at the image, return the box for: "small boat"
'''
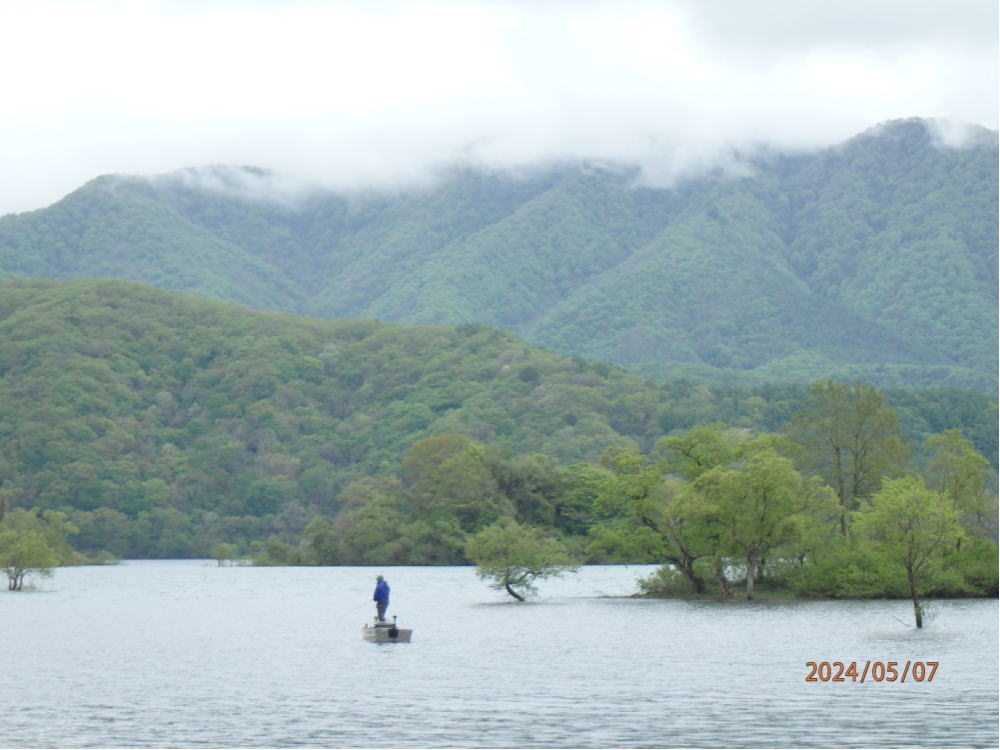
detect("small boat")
[362,615,413,643]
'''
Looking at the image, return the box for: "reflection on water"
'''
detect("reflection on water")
[2,561,996,748]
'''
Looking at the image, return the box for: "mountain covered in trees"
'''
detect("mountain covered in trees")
[0,279,995,562]
[1,118,996,392]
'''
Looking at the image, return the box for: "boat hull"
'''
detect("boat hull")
[362,625,413,643]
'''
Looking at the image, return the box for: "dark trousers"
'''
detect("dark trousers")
[376,601,388,621]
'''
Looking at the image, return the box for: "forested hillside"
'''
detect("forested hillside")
[0,279,994,560]
[1,118,995,391]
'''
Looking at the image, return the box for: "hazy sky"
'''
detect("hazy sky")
[1,0,996,215]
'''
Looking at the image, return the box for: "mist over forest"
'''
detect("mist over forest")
[2,118,996,392]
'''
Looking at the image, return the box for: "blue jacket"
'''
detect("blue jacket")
[374,580,390,603]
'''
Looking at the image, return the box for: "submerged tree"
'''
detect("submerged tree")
[210,542,241,567]
[854,476,962,628]
[465,518,578,601]
[0,507,75,590]
[0,529,58,590]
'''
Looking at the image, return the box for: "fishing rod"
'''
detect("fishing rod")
[334,598,373,619]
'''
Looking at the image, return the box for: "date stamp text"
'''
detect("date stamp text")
[805,661,938,683]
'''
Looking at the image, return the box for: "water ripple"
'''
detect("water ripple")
[0,562,995,748]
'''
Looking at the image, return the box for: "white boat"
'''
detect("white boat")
[362,616,413,643]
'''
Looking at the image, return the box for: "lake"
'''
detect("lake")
[1,561,996,748]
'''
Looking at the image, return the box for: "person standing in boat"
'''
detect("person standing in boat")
[373,575,390,622]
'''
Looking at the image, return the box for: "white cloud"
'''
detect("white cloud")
[1,0,996,215]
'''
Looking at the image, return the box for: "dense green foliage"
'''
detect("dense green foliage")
[609,424,996,615]
[1,119,995,391]
[0,279,994,590]
[0,507,80,589]
[464,518,579,601]
[785,381,909,533]
[854,476,964,626]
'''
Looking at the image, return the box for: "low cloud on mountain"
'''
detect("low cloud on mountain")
[1,0,997,214]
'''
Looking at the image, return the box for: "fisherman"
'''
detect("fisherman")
[373,575,390,622]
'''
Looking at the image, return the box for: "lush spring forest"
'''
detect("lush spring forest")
[0,279,995,605]
[1,118,996,391]
[0,118,995,604]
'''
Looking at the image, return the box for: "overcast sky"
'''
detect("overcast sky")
[1,0,996,215]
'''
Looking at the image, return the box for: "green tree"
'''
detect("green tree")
[605,426,789,594]
[0,484,13,521]
[395,516,466,565]
[591,445,713,594]
[657,423,739,481]
[298,516,339,564]
[854,476,963,628]
[654,425,760,595]
[210,542,241,566]
[924,429,996,536]
[334,492,408,564]
[689,439,838,599]
[484,448,562,529]
[785,380,908,534]
[551,461,610,538]
[412,444,512,531]
[401,434,473,487]
[0,507,74,590]
[465,518,578,601]
[250,537,301,566]
[0,528,59,590]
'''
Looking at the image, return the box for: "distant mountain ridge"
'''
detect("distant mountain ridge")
[1,118,996,391]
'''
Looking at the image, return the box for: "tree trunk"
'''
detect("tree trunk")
[835,447,849,536]
[745,554,758,600]
[908,571,923,628]
[642,517,706,594]
[671,558,706,594]
[715,563,733,599]
[505,583,525,602]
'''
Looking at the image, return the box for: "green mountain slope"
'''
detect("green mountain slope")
[0,277,694,503]
[525,177,941,382]
[0,278,994,557]
[1,119,995,391]
[0,174,303,309]
[782,120,998,374]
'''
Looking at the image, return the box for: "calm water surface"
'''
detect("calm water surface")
[1,561,996,748]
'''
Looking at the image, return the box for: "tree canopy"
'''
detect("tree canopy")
[0,508,78,589]
[854,476,963,627]
[465,518,579,601]
[785,380,909,533]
